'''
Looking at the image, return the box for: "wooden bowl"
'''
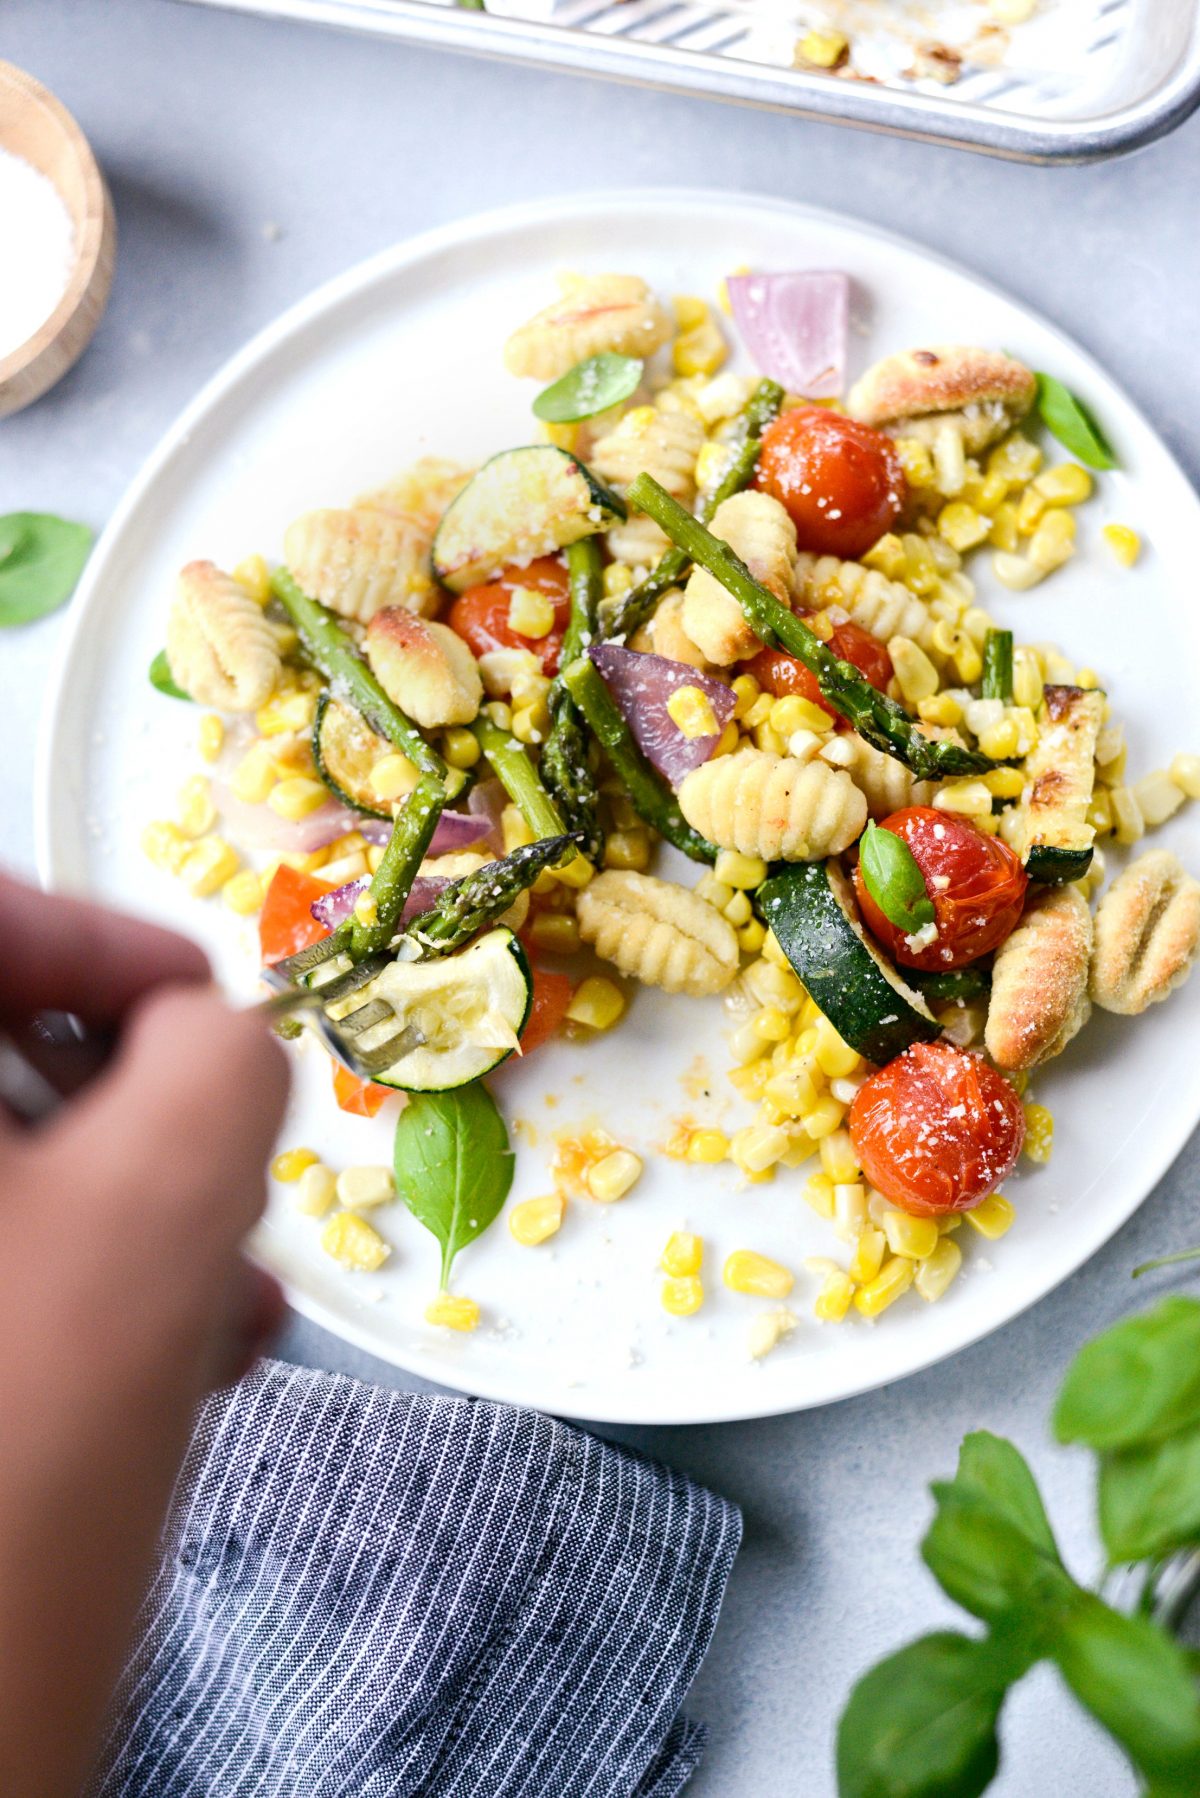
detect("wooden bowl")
[0,61,116,419]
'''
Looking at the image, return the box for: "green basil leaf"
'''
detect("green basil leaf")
[533,353,643,424]
[1099,1421,1200,1564]
[922,1433,1074,1626]
[1054,1594,1200,1790]
[1054,1297,1200,1450]
[148,649,191,702]
[1035,374,1117,471]
[955,1432,1061,1556]
[0,512,92,627]
[836,1631,1014,1798]
[858,821,935,934]
[392,1083,514,1287]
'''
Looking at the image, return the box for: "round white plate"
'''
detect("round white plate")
[37,188,1200,1425]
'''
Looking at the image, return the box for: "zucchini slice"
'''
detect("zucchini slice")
[431,446,625,594]
[758,860,940,1066]
[1017,684,1104,883]
[335,927,532,1092]
[314,694,390,817]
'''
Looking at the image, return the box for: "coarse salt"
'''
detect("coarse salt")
[0,147,75,360]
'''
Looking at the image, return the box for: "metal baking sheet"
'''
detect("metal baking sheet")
[175,0,1200,162]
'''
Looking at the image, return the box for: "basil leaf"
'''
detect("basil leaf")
[0,511,92,627]
[1054,1297,1200,1450]
[149,649,191,701]
[1035,374,1117,471]
[1099,1422,1200,1564]
[533,353,643,424]
[922,1433,1074,1627]
[858,821,935,934]
[1134,1244,1200,1278]
[392,1083,514,1287]
[836,1631,1015,1798]
[1054,1595,1200,1791]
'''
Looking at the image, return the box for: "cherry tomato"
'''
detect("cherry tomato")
[744,616,893,727]
[258,865,333,965]
[849,1040,1025,1217]
[518,965,574,1054]
[854,805,1027,971]
[755,407,906,559]
[332,1064,392,1117]
[447,557,571,677]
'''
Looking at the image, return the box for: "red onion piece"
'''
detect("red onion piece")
[214,785,363,854]
[352,811,495,854]
[589,644,735,789]
[726,271,849,399]
[467,777,507,849]
[310,874,452,933]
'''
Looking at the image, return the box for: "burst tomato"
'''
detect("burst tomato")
[745,616,893,727]
[258,866,333,966]
[332,1063,392,1117]
[754,407,906,559]
[518,965,573,1054]
[447,557,571,677]
[850,1039,1025,1217]
[854,805,1027,971]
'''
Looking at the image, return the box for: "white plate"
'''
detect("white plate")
[36,188,1200,1425]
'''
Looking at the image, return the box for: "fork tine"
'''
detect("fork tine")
[336,998,396,1037]
[351,1028,423,1078]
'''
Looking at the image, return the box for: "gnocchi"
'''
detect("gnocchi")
[577,870,738,996]
[283,507,440,625]
[985,886,1092,1071]
[366,609,482,728]
[1090,850,1200,1016]
[165,561,281,712]
[792,552,938,656]
[503,273,672,381]
[818,733,935,819]
[682,491,796,666]
[678,747,867,862]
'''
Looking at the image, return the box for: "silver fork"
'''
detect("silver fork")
[258,956,424,1081]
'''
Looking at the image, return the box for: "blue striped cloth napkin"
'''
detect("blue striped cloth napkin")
[89,1358,741,1797]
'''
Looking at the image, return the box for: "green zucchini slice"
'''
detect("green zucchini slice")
[431,446,625,594]
[758,860,940,1066]
[337,927,533,1092]
[314,694,391,817]
[1017,684,1104,883]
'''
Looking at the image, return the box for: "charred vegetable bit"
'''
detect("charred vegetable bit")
[627,473,996,782]
[982,629,1014,703]
[601,377,785,644]
[563,656,718,864]
[471,711,568,844]
[540,540,604,860]
[403,832,585,957]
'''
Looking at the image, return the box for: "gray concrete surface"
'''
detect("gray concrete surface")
[4,2,1199,1789]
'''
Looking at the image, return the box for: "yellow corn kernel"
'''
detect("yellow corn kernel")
[273,1147,320,1183]
[603,561,633,600]
[1010,647,1043,712]
[425,1293,480,1332]
[1023,1103,1054,1164]
[438,726,480,771]
[548,849,594,892]
[295,1163,338,1217]
[1110,785,1145,846]
[983,766,1026,800]
[753,722,787,756]
[965,1193,1015,1239]
[814,1017,860,1080]
[1086,788,1114,836]
[714,850,768,891]
[196,714,225,765]
[742,692,775,730]
[802,1096,844,1142]
[509,1192,566,1246]
[680,1131,726,1170]
[728,1062,770,1101]
[849,1227,886,1284]
[882,1209,940,1260]
[759,930,791,975]
[528,912,582,957]
[319,850,369,888]
[142,819,191,874]
[918,693,964,728]
[586,1148,642,1203]
[901,532,940,595]
[769,695,831,738]
[937,502,990,553]
[889,637,939,708]
[220,868,262,916]
[724,1249,794,1298]
[662,1275,705,1317]
[934,779,993,819]
[863,533,908,581]
[232,552,272,605]
[729,674,760,720]
[795,25,848,65]
[179,835,240,898]
[730,1123,789,1174]
[977,716,1020,761]
[815,1271,855,1322]
[564,977,625,1036]
[501,805,533,855]
[1103,523,1141,568]
[1075,667,1101,691]
[486,700,514,732]
[854,1256,915,1318]
[992,552,1044,592]
[764,1067,820,1119]
[723,892,753,930]
[667,684,720,740]
[511,705,547,747]
[229,743,276,805]
[752,1006,792,1043]
[506,585,556,639]
[748,1306,797,1359]
[818,1128,859,1184]
[366,846,385,875]
[368,753,419,803]
[1134,770,1186,829]
[268,776,329,821]
[989,502,1020,554]
[988,434,1042,484]
[738,919,767,954]
[336,1165,395,1211]
[795,1173,833,1224]
[1169,754,1200,801]
[321,1211,390,1272]
[353,890,379,929]
[603,829,651,872]
[1028,508,1077,575]
[174,773,216,839]
[695,440,733,492]
[1016,486,1046,534]
[831,1183,866,1242]
[915,1237,963,1301]
[674,319,727,379]
[662,1231,704,1278]
[1033,463,1093,506]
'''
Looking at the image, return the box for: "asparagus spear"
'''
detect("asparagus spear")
[562,657,717,864]
[271,568,446,780]
[471,712,568,842]
[600,377,785,645]
[626,474,997,782]
[982,629,1014,703]
[540,541,604,860]
[349,774,447,959]
[402,832,585,957]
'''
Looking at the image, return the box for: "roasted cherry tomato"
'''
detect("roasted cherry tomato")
[854,805,1027,971]
[332,1064,392,1117]
[447,557,571,677]
[518,964,574,1054]
[755,407,906,560]
[258,865,333,966]
[745,616,893,727]
[849,1039,1025,1217]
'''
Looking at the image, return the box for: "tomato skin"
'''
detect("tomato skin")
[447,557,571,677]
[332,1063,392,1117]
[518,965,573,1054]
[755,408,907,559]
[854,805,1028,971]
[850,1040,1025,1217]
[745,617,893,727]
[258,866,333,965]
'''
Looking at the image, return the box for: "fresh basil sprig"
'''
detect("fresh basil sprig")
[0,511,92,627]
[392,1083,514,1288]
[148,648,190,701]
[858,821,935,935]
[533,353,643,424]
[1035,373,1117,471]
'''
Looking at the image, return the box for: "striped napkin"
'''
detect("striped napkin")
[89,1358,740,1797]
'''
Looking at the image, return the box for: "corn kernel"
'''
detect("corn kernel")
[222,868,264,916]
[712,851,766,893]
[1033,463,1093,506]
[719,891,750,930]
[812,1122,855,1181]
[965,1193,1015,1239]
[752,1006,791,1044]
[814,1017,860,1080]
[849,1226,886,1284]
[982,766,1025,801]
[1134,770,1185,829]
[548,848,594,891]
[762,1067,818,1120]
[527,912,580,957]
[730,1123,789,1174]
[512,703,549,746]
[1086,788,1113,836]
[230,743,277,805]
[882,1209,940,1260]
[1012,648,1044,711]
[1169,754,1200,800]
[1103,523,1141,568]
[365,754,417,803]
[737,919,766,954]
[989,502,1020,553]
[662,1275,705,1317]
[509,1193,566,1246]
[769,695,830,737]
[232,553,271,604]
[586,1148,642,1203]
[1016,486,1046,533]
[863,533,908,580]
[506,585,556,639]
[797,1176,832,1223]
[321,1211,390,1272]
[142,819,191,874]
[854,1256,914,1317]
[321,850,369,888]
[992,552,1044,591]
[255,689,317,738]
[367,846,385,875]
[742,693,775,730]
[197,714,225,764]
[336,1165,395,1211]
[815,1271,855,1322]
[268,776,329,821]
[273,1147,320,1183]
[889,637,939,707]
[917,693,964,728]
[679,1131,726,1171]
[603,562,633,600]
[1023,1103,1054,1164]
[937,502,990,553]
[933,779,993,819]
[353,890,379,929]
[802,1096,845,1142]
[728,674,759,720]
[174,773,216,839]
[988,434,1042,484]
[665,684,720,741]
[563,978,624,1037]
[724,1249,794,1298]
[728,1062,770,1101]
[1027,508,1077,575]
[662,1231,704,1278]
[295,1163,338,1217]
[486,700,514,731]
[748,1306,797,1358]
[425,1294,480,1332]
[795,26,848,66]
[180,835,240,898]
[603,829,650,873]
[674,319,727,379]
[1110,785,1145,846]
[915,1237,963,1301]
